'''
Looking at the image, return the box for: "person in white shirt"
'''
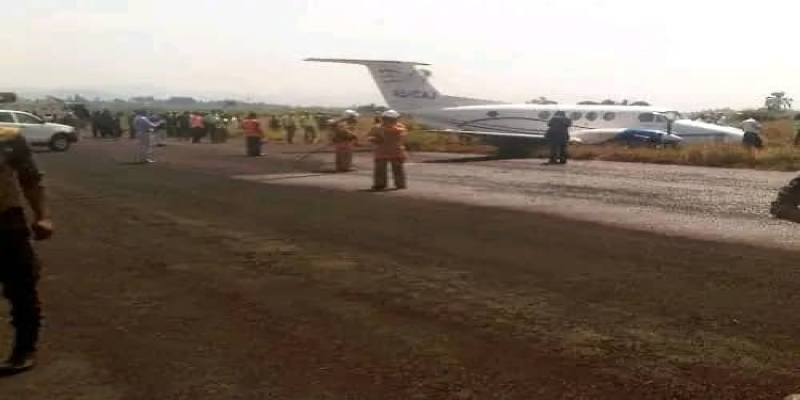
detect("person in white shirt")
[133,110,163,163]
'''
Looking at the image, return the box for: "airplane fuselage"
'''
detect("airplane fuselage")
[304,58,745,146]
[411,104,744,145]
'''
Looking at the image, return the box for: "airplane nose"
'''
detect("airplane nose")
[664,134,682,144]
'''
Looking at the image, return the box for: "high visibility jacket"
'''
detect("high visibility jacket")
[369,123,408,160]
[190,114,204,129]
[242,119,263,137]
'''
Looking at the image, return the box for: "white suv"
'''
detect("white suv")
[0,110,78,152]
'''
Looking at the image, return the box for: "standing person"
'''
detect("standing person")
[0,126,53,374]
[177,112,191,141]
[90,111,101,139]
[112,112,124,140]
[98,109,115,138]
[368,109,408,190]
[203,112,218,143]
[127,112,136,140]
[133,110,162,163]
[741,116,764,149]
[189,112,205,143]
[242,112,265,157]
[330,110,360,172]
[165,112,178,139]
[269,114,281,131]
[315,113,329,133]
[545,111,572,165]
[301,113,317,144]
[283,113,298,144]
[151,113,168,147]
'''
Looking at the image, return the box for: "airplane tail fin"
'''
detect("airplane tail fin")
[304,58,503,112]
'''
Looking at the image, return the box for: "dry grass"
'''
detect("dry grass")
[569,143,800,170]
[568,120,800,170]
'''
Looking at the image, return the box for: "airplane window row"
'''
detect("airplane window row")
[537,111,616,122]
[484,110,617,121]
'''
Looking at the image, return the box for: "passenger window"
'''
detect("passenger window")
[538,111,551,120]
[638,113,655,123]
[585,112,598,121]
[603,112,616,121]
[0,112,14,123]
[569,112,582,121]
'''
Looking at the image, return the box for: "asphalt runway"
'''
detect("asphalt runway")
[237,147,800,249]
[2,138,799,400]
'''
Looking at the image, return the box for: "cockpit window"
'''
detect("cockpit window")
[665,111,683,120]
[638,113,655,123]
[654,114,667,123]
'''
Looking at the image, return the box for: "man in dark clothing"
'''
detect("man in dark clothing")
[0,127,53,375]
[112,112,124,139]
[177,112,190,141]
[166,113,178,138]
[98,110,115,138]
[91,111,102,138]
[127,112,136,139]
[545,111,572,164]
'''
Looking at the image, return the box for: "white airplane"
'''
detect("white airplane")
[305,58,744,152]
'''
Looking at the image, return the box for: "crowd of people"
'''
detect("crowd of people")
[126,108,410,190]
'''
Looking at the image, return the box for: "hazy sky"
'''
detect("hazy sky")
[5,0,799,110]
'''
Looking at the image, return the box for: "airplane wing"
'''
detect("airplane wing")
[422,129,545,140]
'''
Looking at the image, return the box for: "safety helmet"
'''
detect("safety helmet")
[381,109,400,119]
[343,109,359,118]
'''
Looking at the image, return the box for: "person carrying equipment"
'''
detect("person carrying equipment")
[0,126,53,374]
[242,112,265,157]
[330,110,360,172]
[368,109,408,190]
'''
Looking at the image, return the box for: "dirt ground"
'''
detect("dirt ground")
[1,138,799,399]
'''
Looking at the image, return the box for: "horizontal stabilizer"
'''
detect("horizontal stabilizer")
[304,58,430,66]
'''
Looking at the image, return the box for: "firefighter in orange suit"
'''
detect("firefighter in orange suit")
[368,109,408,190]
[241,112,265,157]
[330,110,359,172]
